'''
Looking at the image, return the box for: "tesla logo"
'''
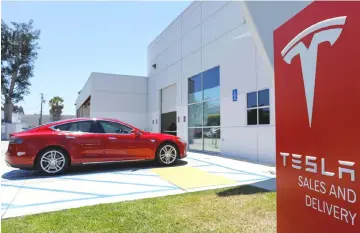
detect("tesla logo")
[280,152,356,182]
[281,16,347,127]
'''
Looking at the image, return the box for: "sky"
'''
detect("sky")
[2,1,191,115]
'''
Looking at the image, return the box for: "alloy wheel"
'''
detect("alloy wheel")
[159,145,177,164]
[40,150,66,174]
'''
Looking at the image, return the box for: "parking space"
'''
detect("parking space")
[1,142,275,219]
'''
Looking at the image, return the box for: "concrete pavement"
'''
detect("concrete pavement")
[1,141,275,219]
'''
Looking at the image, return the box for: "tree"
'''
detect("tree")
[49,96,64,122]
[11,105,24,114]
[12,105,24,114]
[1,19,40,123]
[206,114,220,126]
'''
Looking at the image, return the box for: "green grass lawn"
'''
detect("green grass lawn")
[1,185,276,233]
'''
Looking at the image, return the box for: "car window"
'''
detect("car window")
[99,121,132,134]
[54,121,95,133]
[76,121,93,132]
[54,124,71,131]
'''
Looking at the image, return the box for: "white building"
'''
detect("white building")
[1,110,23,139]
[76,72,148,131]
[76,1,312,165]
[1,110,22,124]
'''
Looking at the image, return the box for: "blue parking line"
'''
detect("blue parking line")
[1,171,158,183]
[1,203,12,210]
[188,157,273,179]
[2,184,106,197]
[58,176,175,189]
[1,202,21,210]
[4,187,180,209]
[191,164,212,168]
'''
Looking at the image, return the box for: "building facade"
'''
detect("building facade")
[76,1,314,165]
[147,1,275,164]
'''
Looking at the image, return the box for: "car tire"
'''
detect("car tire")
[36,148,69,175]
[156,143,178,166]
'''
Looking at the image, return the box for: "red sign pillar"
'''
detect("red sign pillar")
[274,1,360,232]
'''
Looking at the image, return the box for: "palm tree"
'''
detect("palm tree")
[49,96,64,122]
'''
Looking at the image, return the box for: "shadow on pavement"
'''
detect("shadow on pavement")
[2,160,188,181]
[216,184,273,197]
[251,177,276,191]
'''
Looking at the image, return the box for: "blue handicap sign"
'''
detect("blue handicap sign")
[232,89,238,102]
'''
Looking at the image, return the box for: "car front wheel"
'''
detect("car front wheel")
[156,143,178,166]
[37,148,69,175]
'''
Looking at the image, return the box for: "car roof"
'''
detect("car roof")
[41,117,130,127]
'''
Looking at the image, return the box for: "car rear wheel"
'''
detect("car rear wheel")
[156,143,178,166]
[37,148,69,175]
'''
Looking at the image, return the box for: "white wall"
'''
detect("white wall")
[241,0,312,76]
[2,123,22,140]
[219,23,275,165]
[147,1,275,164]
[1,110,22,124]
[88,73,149,131]
[1,110,23,139]
[76,73,93,108]
[161,84,177,114]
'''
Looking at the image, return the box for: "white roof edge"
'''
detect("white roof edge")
[90,72,148,79]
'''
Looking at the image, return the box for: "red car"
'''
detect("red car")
[5,118,187,175]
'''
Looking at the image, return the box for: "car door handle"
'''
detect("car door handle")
[108,137,117,140]
[65,136,76,139]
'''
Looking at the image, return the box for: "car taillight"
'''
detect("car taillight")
[9,137,23,144]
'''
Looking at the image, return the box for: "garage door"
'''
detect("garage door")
[161,84,177,136]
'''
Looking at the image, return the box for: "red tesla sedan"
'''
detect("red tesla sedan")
[5,118,187,175]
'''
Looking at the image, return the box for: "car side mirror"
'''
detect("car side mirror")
[131,129,141,136]
[131,129,136,134]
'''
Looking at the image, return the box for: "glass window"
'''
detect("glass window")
[188,128,203,151]
[247,89,270,125]
[54,121,95,133]
[76,121,94,132]
[247,109,257,125]
[258,89,270,107]
[187,65,221,153]
[203,100,220,126]
[188,103,203,127]
[54,124,71,131]
[247,92,257,108]
[259,107,270,124]
[203,66,220,100]
[99,121,132,134]
[203,127,220,152]
[188,74,202,104]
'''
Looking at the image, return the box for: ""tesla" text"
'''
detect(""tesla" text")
[280,152,356,182]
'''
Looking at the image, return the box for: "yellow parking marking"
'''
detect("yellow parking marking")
[151,166,237,190]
